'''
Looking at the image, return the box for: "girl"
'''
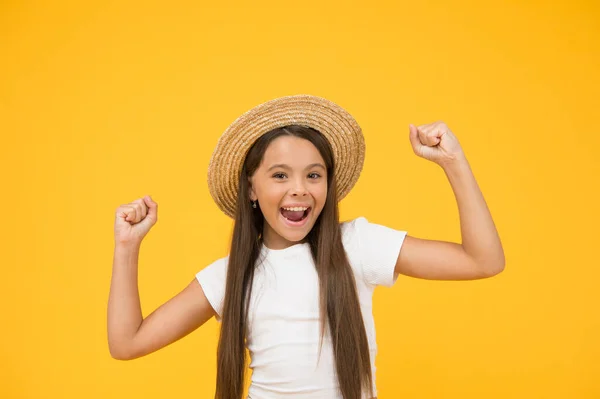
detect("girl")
[108,95,505,399]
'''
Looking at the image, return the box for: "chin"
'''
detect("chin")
[275,222,312,242]
[280,230,310,243]
[265,220,310,245]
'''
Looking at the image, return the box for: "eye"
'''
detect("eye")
[308,172,321,179]
[272,172,287,179]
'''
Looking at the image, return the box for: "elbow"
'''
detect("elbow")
[109,346,130,361]
[482,257,505,278]
[473,247,505,278]
[463,245,505,279]
[494,252,506,275]
[486,264,505,277]
[108,341,136,361]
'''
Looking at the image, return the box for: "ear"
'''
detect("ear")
[248,178,257,201]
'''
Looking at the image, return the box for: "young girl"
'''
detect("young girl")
[108,95,505,399]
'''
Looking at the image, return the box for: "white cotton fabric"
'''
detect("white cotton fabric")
[195,217,407,398]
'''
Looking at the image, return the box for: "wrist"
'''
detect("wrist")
[114,241,142,253]
[439,151,468,172]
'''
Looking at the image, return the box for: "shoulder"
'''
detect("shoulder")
[196,255,229,281]
[341,216,400,247]
[337,218,364,281]
[195,255,230,320]
[340,217,369,269]
[341,216,407,242]
[340,216,368,243]
[204,255,229,269]
[340,216,408,287]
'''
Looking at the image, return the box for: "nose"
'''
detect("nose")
[290,177,308,197]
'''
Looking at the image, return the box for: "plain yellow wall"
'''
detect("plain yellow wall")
[1,1,598,398]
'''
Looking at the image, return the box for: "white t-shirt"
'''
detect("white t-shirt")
[196,217,407,398]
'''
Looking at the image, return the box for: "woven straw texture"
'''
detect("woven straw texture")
[207,94,365,219]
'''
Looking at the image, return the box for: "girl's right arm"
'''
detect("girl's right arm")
[107,196,216,360]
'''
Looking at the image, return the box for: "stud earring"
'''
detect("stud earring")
[252,200,257,209]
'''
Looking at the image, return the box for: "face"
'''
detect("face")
[249,135,328,250]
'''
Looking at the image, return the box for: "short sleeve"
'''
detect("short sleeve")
[344,217,407,287]
[195,256,228,321]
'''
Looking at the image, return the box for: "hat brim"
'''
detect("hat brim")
[207,94,365,219]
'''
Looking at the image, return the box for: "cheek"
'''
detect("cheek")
[260,185,285,207]
[313,184,328,205]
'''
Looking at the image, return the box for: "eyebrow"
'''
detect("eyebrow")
[266,163,326,172]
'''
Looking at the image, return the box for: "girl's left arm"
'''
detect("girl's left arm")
[394,122,505,280]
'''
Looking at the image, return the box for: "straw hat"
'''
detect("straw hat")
[207,94,365,219]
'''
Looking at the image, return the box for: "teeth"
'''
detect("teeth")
[282,206,308,212]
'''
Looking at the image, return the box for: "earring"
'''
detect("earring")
[252,200,257,209]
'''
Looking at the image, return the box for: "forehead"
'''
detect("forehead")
[261,136,325,167]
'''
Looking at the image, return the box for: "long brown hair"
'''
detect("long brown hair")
[216,125,373,399]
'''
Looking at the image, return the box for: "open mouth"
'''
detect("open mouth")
[280,207,311,224]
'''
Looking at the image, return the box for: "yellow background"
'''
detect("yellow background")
[1,0,598,398]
